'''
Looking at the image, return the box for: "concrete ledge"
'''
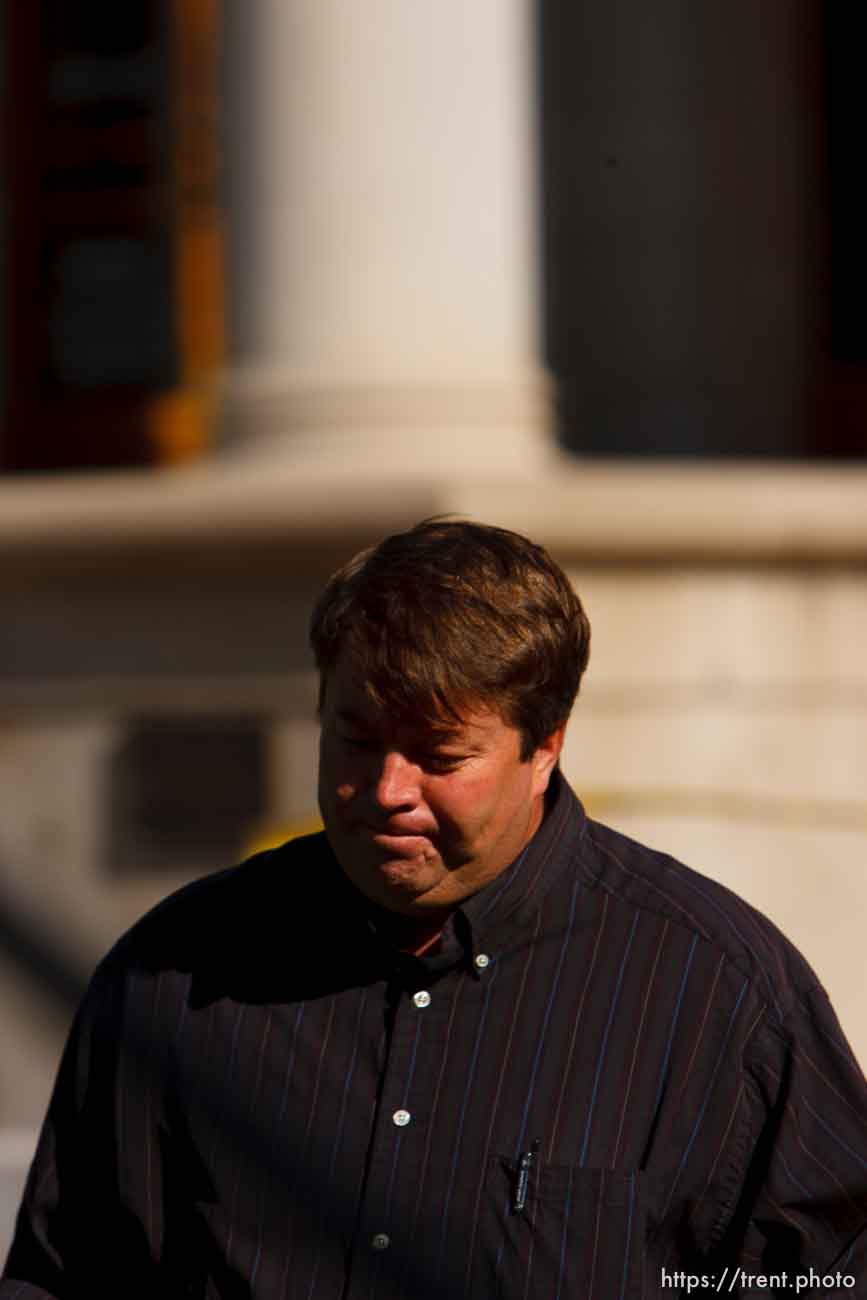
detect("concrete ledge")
[452,461,867,563]
[1,457,866,563]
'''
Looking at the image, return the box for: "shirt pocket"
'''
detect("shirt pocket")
[473,1155,646,1299]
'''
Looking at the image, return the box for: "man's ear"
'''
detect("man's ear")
[531,722,567,794]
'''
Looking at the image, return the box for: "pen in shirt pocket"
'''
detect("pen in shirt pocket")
[512,1139,539,1214]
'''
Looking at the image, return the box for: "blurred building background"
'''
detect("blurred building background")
[1,0,866,1254]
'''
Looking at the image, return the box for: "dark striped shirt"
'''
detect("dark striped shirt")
[3,773,867,1298]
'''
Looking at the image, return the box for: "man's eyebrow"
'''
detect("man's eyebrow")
[428,732,473,747]
[336,708,375,727]
[334,708,475,749]
[417,729,481,752]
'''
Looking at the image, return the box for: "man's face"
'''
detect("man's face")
[317,657,564,916]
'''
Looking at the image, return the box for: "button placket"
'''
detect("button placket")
[350,987,427,1281]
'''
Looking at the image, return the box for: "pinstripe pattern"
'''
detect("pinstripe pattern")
[587,1169,604,1300]
[610,921,669,1167]
[554,1163,574,1300]
[433,968,496,1286]
[620,1173,636,1300]
[3,773,867,1299]
[547,888,608,1160]
[579,911,640,1166]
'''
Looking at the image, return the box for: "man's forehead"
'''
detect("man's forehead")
[324,668,503,741]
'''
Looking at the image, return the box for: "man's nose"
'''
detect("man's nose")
[373,750,422,810]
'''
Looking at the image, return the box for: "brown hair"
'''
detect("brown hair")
[309,517,591,760]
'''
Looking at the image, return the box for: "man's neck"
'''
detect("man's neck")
[371,907,451,956]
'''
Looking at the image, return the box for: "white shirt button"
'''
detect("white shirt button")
[392,1109,411,1127]
[412,990,431,1008]
[474,953,491,970]
[371,1232,390,1251]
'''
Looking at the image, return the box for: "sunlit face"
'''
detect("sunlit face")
[317,658,565,916]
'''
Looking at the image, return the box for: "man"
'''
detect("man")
[3,518,866,1298]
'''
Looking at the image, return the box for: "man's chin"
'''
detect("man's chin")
[342,850,451,912]
[368,854,444,896]
[327,828,463,909]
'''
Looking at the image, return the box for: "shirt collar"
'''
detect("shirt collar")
[457,767,585,940]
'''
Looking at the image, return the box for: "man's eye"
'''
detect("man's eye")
[424,754,464,772]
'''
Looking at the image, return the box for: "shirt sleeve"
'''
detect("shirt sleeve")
[723,982,867,1293]
[0,951,174,1299]
[0,966,100,1297]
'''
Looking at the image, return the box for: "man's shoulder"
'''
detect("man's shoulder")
[105,830,338,974]
[576,814,820,1019]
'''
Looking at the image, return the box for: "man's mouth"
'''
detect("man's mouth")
[368,831,432,854]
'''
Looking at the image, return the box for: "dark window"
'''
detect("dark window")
[106,716,267,873]
[539,0,867,458]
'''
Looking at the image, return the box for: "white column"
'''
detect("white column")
[222,0,555,475]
